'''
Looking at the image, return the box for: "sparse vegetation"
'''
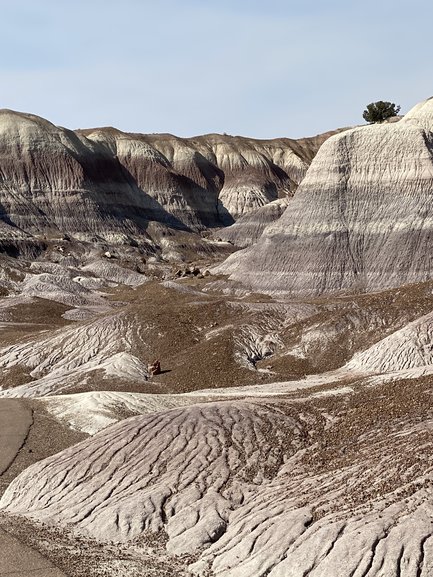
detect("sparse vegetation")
[363,100,401,123]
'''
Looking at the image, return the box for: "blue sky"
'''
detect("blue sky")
[1,0,431,138]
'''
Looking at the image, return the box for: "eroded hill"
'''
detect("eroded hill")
[1,100,433,577]
[0,109,339,262]
[216,97,433,296]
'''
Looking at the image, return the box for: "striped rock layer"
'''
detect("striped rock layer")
[216,97,433,296]
[0,109,334,248]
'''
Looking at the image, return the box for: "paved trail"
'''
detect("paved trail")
[0,399,66,577]
[0,399,33,475]
[0,527,66,576]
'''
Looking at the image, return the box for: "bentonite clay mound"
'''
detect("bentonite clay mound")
[215,97,433,296]
[3,374,433,577]
[0,401,309,551]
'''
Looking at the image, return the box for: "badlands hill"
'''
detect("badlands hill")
[0,109,336,260]
[216,97,433,295]
[3,99,433,577]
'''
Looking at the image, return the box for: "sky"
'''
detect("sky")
[1,0,432,138]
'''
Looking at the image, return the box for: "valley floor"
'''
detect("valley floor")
[1,253,433,576]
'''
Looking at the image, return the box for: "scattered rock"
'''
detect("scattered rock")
[148,359,161,376]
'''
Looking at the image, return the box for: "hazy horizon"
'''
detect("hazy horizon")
[1,0,432,139]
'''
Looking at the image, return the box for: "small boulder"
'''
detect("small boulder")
[148,359,161,376]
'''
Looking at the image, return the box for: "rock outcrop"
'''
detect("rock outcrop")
[0,110,156,246]
[215,97,433,295]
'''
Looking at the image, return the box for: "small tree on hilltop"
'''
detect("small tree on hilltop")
[363,101,401,123]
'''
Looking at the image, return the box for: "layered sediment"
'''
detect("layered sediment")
[0,110,333,252]
[216,98,433,295]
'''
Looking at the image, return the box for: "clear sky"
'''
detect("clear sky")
[1,0,431,138]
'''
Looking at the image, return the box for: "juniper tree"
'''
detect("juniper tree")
[363,101,401,123]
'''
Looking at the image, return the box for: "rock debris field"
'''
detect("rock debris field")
[1,98,433,576]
